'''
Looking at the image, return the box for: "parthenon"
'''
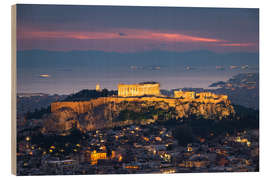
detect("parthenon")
[118,82,160,97]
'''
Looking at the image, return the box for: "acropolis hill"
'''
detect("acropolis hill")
[46,82,234,133]
[52,82,229,113]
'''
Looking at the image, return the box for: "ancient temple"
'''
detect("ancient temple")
[118,82,160,97]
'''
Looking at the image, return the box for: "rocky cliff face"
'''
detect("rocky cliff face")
[43,98,235,133]
[174,101,233,119]
[42,107,79,134]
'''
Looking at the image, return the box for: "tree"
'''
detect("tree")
[172,125,195,146]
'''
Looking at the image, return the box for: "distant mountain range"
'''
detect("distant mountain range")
[162,73,259,110]
[17,49,259,68]
[210,73,259,110]
[17,94,67,117]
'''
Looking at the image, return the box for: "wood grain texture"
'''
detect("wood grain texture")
[11,4,17,175]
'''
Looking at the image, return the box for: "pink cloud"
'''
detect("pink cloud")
[150,32,221,42]
[17,27,257,52]
[219,43,255,47]
[18,28,223,43]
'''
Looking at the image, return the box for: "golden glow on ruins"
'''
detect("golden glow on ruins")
[118,82,160,97]
[51,82,231,115]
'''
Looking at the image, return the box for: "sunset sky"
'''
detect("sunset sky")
[16,5,259,94]
[17,4,259,53]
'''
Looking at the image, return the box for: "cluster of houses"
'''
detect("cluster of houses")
[17,122,258,174]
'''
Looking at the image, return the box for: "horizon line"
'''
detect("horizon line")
[17,49,259,54]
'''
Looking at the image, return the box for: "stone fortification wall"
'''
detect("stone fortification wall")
[48,95,233,133]
[51,97,176,114]
[51,98,107,114]
[51,95,230,114]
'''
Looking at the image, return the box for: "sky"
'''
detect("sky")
[17,4,259,53]
[16,4,259,94]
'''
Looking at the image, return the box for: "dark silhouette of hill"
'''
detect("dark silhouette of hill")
[210,73,259,110]
[161,73,259,110]
[17,93,67,116]
[63,89,118,101]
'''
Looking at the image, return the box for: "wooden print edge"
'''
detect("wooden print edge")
[11,4,17,175]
